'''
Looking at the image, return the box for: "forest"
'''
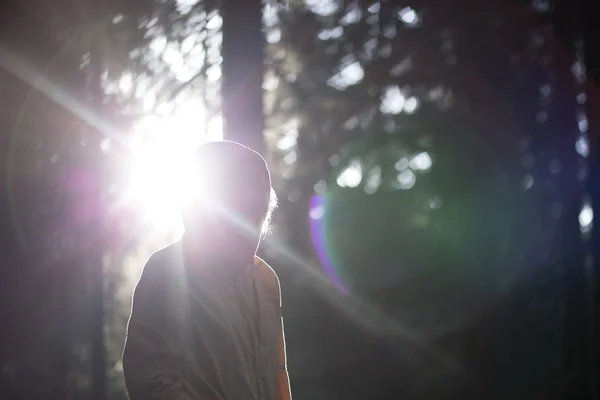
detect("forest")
[0,0,598,399]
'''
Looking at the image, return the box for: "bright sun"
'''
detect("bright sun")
[123,99,223,236]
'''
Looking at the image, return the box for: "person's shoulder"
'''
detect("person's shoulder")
[254,256,280,294]
[132,244,187,318]
[141,242,184,282]
[148,242,181,264]
[254,255,277,277]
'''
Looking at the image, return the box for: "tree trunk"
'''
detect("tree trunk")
[582,0,600,396]
[87,53,107,400]
[221,0,265,155]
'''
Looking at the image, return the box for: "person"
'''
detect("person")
[122,140,291,400]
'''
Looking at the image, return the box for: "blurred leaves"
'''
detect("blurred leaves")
[262,0,587,397]
[0,0,594,398]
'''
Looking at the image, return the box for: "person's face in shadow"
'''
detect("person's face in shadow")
[180,184,265,255]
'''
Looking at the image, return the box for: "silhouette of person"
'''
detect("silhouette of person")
[122,141,291,400]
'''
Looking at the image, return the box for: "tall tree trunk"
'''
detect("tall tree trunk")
[90,253,106,400]
[87,53,107,400]
[555,0,598,397]
[582,0,600,396]
[52,278,71,400]
[221,0,265,155]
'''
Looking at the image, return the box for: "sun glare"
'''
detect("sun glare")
[123,99,223,236]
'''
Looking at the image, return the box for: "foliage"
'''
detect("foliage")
[0,0,224,397]
[262,0,591,397]
[1,0,596,399]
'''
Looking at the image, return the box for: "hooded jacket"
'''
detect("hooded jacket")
[122,243,291,400]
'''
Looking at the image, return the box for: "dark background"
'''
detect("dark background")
[1,0,599,399]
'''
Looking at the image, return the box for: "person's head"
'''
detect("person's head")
[181,140,277,250]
